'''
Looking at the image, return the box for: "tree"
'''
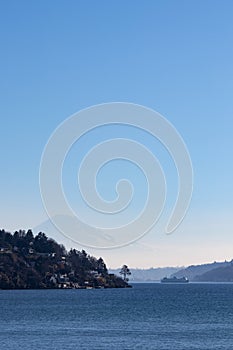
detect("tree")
[97,257,107,275]
[25,229,34,242]
[34,232,49,252]
[120,265,131,282]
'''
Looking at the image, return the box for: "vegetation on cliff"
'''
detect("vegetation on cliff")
[0,229,129,289]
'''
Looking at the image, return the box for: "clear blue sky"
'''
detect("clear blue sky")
[1,0,233,268]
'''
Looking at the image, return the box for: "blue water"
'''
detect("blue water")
[1,283,233,349]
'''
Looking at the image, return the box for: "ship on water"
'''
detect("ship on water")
[161,276,189,283]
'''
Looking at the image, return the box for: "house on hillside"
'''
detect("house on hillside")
[0,247,8,253]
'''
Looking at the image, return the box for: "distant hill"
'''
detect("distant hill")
[110,267,182,282]
[172,260,232,281]
[194,263,233,282]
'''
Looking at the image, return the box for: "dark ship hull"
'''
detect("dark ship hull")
[161,277,189,283]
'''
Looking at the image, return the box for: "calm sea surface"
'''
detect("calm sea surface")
[1,283,233,349]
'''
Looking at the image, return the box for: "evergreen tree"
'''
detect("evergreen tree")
[120,265,131,282]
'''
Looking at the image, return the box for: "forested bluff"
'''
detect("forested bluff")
[0,229,129,290]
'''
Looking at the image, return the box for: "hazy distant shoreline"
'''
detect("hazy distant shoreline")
[110,259,233,282]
